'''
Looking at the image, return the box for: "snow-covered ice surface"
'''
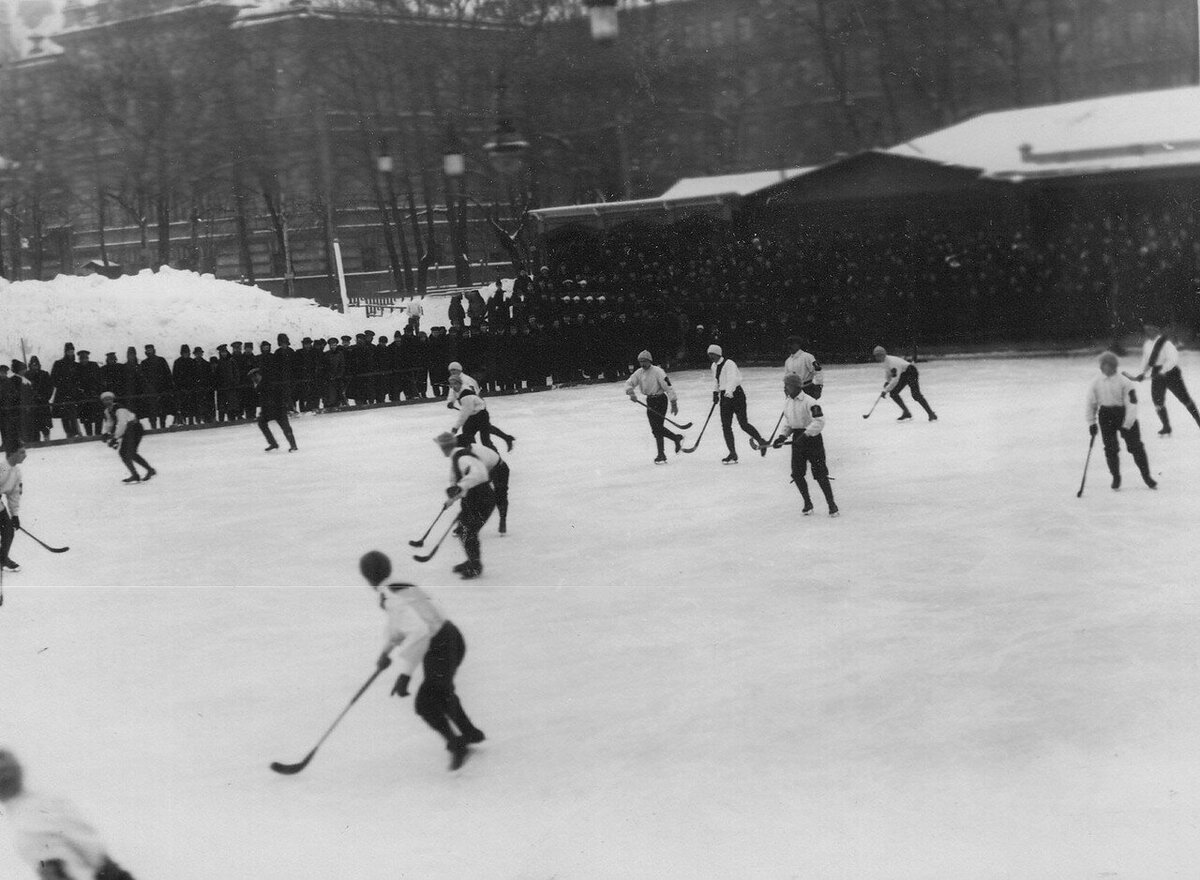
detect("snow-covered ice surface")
[2,355,1199,879]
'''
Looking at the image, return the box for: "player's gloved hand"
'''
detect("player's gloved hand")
[445,485,463,500]
[772,436,786,449]
[10,516,19,531]
[712,391,719,404]
[880,391,888,398]
[107,438,119,449]
[627,391,637,401]
[37,860,71,880]
[1089,424,1098,438]
[391,674,411,698]
[670,402,679,416]
[376,653,392,670]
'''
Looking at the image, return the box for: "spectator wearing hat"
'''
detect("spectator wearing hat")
[0,365,15,452]
[101,391,156,483]
[249,366,297,452]
[194,347,215,422]
[172,343,197,426]
[708,344,767,464]
[50,342,83,438]
[873,346,937,422]
[25,357,53,442]
[215,344,240,421]
[139,344,173,430]
[448,293,466,330]
[625,349,683,464]
[98,353,123,408]
[328,337,349,408]
[76,350,103,436]
[1132,320,1200,436]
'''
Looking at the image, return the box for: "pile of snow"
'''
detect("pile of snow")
[0,267,452,364]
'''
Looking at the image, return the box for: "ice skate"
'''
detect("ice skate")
[1,558,19,572]
[801,504,813,516]
[122,475,141,483]
[654,453,668,465]
[1111,474,1121,490]
[897,412,912,421]
[143,468,157,481]
[722,453,738,465]
[452,560,471,574]
[1158,427,1172,437]
[1143,474,1158,489]
[264,443,279,452]
[448,738,471,771]
[498,515,507,535]
[288,444,298,452]
[928,413,938,422]
[828,504,840,517]
[674,436,683,454]
[459,564,482,580]
[461,728,486,745]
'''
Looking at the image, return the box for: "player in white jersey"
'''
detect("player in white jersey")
[1087,351,1156,490]
[360,552,485,771]
[708,344,768,463]
[99,392,156,483]
[445,362,480,408]
[448,377,515,452]
[783,335,824,399]
[873,346,937,421]
[0,749,137,880]
[1130,321,1200,436]
[773,374,838,516]
[625,350,683,463]
[436,431,507,577]
[0,445,25,572]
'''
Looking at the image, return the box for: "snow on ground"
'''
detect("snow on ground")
[0,268,454,365]
[1,354,1199,879]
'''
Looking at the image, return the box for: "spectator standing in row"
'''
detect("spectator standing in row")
[77,350,103,436]
[139,344,172,429]
[25,358,52,442]
[50,343,82,438]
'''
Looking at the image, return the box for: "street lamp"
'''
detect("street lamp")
[443,123,470,286]
[483,71,530,177]
[583,0,619,41]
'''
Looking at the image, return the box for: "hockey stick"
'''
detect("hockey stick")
[682,400,719,453]
[269,664,389,775]
[1076,433,1097,498]
[628,398,692,430]
[862,394,884,420]
[409,503,452,548]
[413,514,462,563]
[762,411,786,447]
[20,527,69,554]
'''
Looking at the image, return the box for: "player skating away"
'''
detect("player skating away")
[707,344,767,463]
[361,551,485,771]
[625,349,682,464]
[784,335,824,399]
[0,749,137,880]
[1087,351,1157,491]
[98,393,156,484]
[0,445,25,572]
[1130,320,1200,436]
[247,368,297,452]
[448,377,514,453]
[872,346,937,422]
[773,374,838,516]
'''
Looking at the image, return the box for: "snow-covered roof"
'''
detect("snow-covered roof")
[659,167,815,198]
[888,85,1200,181]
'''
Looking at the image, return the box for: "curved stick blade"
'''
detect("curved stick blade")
[269,756,312,775]
[408,540,425,548]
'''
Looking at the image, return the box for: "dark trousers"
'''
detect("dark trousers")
[1150,367,1200,431]
[1098,406,1151,481]
[645,393,681,456]
[889,365,935,418]
[461,411,513,452]
[719,386,764,454]
[0,507,13,563]
[790,433,835,510]
[119,422,152,478]
[491,459,510,520]
[414,621,481,744]
[459,483,497,567]
[258,411,296,449]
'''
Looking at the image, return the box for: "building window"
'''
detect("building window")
[710,19,726,47]
[361,244,380,272]
[737,14,753,42]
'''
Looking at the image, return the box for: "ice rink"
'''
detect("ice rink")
[1,354,1198,879]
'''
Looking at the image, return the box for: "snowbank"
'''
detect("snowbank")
[0,267,452,364]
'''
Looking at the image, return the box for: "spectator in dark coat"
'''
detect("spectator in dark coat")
[76,350,103,435]
[50,343,82,438]
[448,293,466,330]
[25,357,53,441]
[139,344,173,429]
[172,344,197,426]
[0,365,17,452]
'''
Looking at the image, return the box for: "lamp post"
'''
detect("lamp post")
[443,123,470,286]
[582,0,619,41]
[376,149,413,294]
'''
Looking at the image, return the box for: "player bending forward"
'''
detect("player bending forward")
[1087,351,1157,491]
[361,551,486,771]
[873,346,936,422]
[99,393,156,484]
[436,431,509,578]
[773,374,838,516]
[0,749,137,880]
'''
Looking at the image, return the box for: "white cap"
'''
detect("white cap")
[872,346,887,357]
[637,350,652,362]
[707,344,722,357]
[448,362,463,373]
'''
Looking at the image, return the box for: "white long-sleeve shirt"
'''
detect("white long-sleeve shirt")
[1140,336,1180,375]
[100,405,139,440]
[784,350,824,391]
[452,390,487,431]
[377,585,447,677]
[447,372,480,407]
[450,444,501,492]
[880,355,912,392]
[1086,373,1138,429]
[0,459,21,517]
[625,365,677,401]
[783,393,825,437]
[4,790,110,880]
[711,358,743,397]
